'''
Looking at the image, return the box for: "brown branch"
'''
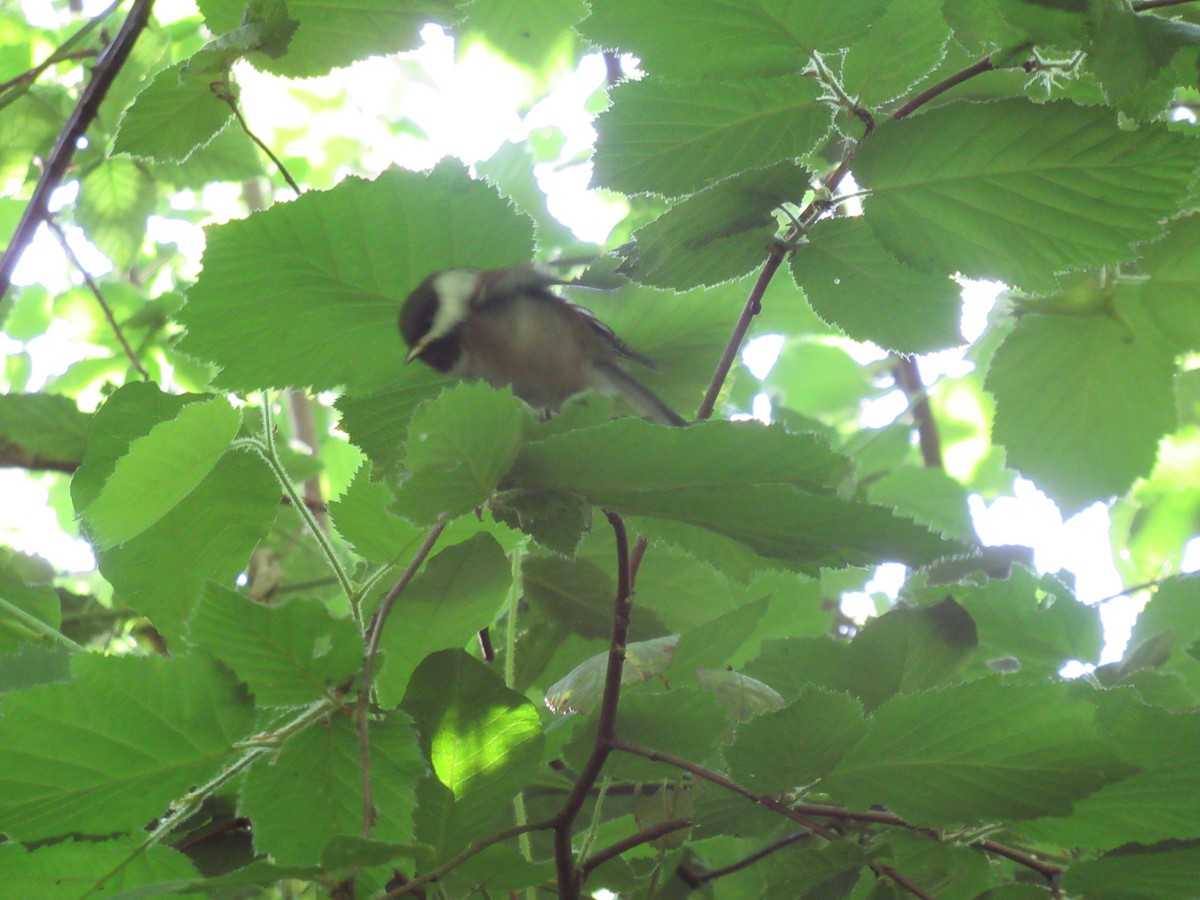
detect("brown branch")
[0,452,79,473]
[891,355,942,468]
[553,510,635,899]
[356,518,447,838]
[0,0,155,302]
[608,738,837,840]
[45,217,150,380]
[678,830,810,885]
[381,818,556,898]
[892,57,996,121]
[791,803,1064,887]
[580,818,691,878]
[695,249,787,421]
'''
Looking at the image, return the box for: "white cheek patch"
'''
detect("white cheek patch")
[427,270,480,340]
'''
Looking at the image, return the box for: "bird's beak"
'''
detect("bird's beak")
[405,338,430,364]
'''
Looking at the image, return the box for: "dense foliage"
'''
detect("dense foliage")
[2,1,1200,897]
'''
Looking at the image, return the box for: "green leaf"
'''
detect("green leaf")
[822,679,1133,826]
[395,383,527,523]
[668,597,770,684]
[512,420,957,570]
[0,653,254,841]
[1062,841,1200,900]
[727,687,865,794]
[593,75,831,197]
[1135,214,1200,355]
[581,0,889,78]
[241,712,424,866]
[1016,690,1200,850]
[71,385,279,642]
[762,338,876,418]
[618,161,811,289]
[461,0,586,70]
[834,597,979,711]
[329,462,424,563]
[0,645,72,694]
[793,217,962,354]
[841,0,949,105]
[855,101,1198,290]
[0,839,198,899]
[203,0,457,79]
[80,398,241,548]
[402,649,543,799]
[866,466,974,542]
[564,688,726,781]
[1086,2,1200,119]
[75,157,156,269]
[113,62,233,163]
[404,651,545,863]
[0,549,60,652]
[545,635,678,715]
[0,392,89,470]
[187,584,362,706]
[180,162,535,394]
[986,307,1177,514]
[953,567,1101,676]
[375,533,511,704]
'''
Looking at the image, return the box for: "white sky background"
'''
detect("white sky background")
[9,0,1197,664]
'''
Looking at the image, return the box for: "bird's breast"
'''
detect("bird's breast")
[459,296,593,410]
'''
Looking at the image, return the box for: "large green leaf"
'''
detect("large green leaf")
[986,306,1177,514]
[618,161,811,289]
[593,75,831,197]
[187,584,363,707]
[0,839,198,899]
[241,712,424,866]
[180,163,535,393]
[375,533,511,704]
[822,679,1133,826]
[113,62,233,163]
[0,393,89,470]
[582,0,888,78]
[0,653,254,841]
[793,217,962,354]
[856,101,1198,289]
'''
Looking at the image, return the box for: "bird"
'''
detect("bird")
[399,264,688,427]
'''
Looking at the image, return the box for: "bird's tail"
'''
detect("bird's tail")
[591,360,689,427]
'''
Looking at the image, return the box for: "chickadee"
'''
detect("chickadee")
[399,264,688,427]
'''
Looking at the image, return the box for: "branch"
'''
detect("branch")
[0,0,155,302]
[0,48,100,97]
[553,510,635,898]
[891,355,942,468]
[892,56,996,121]
[580,818,691,879]
[695,249,787,421]
[381,818,556,898]
[211,80,302,197]
[357,518,448,837]
[1132,0,1195,8]
[607,738,837,840]
[678,830,810,885]
[46,217,150,380]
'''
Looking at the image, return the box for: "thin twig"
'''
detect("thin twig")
[891,355,942,468]
[0,0,155,302]
[211,80,302,197]
[695,250,787,421]
[382,818,556,898]
[892,56,996,121]
[553,510,635,899]
[580,818,691,878]
[679,830,810,885]
[1132,0,1194,8]
[607,738,837,841]
[45,217,150,380]
[356,518,447,838]
[0,48,100,96]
